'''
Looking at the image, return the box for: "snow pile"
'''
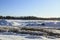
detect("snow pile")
[0,19,23,26]
[0,19,12,26]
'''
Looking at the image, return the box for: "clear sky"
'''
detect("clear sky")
[0,0,60,17]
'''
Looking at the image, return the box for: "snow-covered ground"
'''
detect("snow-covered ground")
[0,34,60,40]
[0,19,60,27]
[0,19,60,40]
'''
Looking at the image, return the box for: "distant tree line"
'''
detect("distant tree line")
[0,16,60,20]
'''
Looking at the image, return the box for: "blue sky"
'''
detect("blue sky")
[0,0,60,17]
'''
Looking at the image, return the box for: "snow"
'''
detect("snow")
[0,19,60,40]
[0,32,59,40]
[0,35,59,40]
[0,19,60,27]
